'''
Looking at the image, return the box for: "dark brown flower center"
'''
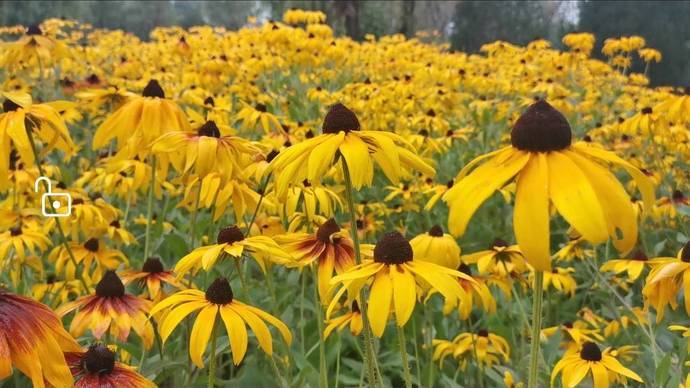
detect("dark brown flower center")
[641,107,653,115]
[351,300,361,313]
[3,99,20,112]
[95,271,125,298]
[477,329,489,337]
[255,103,267,112]
[672,190,685,202]
[580,341,602,361]
[681,241,690,263]
[563,321,573,328]
[204,96,215,106]
[316,218,340,243]
[205,277,234,304]
[374,232,413,264]
[322,103,360,134]
[86,74,100,84]
[84,238,99,252]
[109,220,121,228]
[217,225,244,245]
[428,225,444,237]
[511,100,572,152]
[458,263,472,276]
[10,227,22,236]
[492,238,509,249]
[142,257,165,273]
[82,344,115,375]
[27,24,43,35]
[142,79,165,98]
[197,121,221,138]
[265,149,279,162]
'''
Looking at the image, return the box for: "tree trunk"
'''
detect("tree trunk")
[335,0,361,40]
[399,0,416,37]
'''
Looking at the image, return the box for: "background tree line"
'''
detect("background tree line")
[1,1,688,86]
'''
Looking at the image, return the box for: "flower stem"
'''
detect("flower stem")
[341,158,378,387]
[208,318,218,388]
[397,324,412,388]
[143,156,157,261]
[527,270,544,388]
[25,123,90,292]
[311,266,328,388]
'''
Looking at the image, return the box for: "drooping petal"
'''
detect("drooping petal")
[514,153,551,271]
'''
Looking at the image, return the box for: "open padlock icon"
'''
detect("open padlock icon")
[35,176,72,217]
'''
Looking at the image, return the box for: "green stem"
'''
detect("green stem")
[411,313,422,384]
[312,266,328,388]
[341,158,378,387]
[143,156,157,261]
[246,173,271,234]
[25,123,90,292]
[397,324,412,388]
[527,270,544,388]
[300,271,306,355]
[208,319,217,388]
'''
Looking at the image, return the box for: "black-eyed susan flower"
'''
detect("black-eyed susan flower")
[554,229,595,262]
[268,103,435,196]
[410,225,461,270]
[56,271,154,349]
[443,100,654,271]
[443,263,496,320]
[0,288,80,387]
[542,321,604,345]
[65,343,155,388]
[152,120,259,179]
[0,24,70,69]
[600,249,649,282]
[235,102,282,133]
[92,80,190,159]
[433,330,510,369]
[327,231,472,337]
[324,300,363,339]
[120,257,184,300]
[174,225,291,276]
[0,92,75,189]
[150,277,292,366]
[0,225,50,260]
[49,238,127,285]
[462,239,526,276]
[278,218,355,303]
[551,341,643,388]
[642,242,690,322]
[539,267,577,297]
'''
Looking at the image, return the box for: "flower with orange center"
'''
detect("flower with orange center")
[120,257,185,300]
[279,218,355,303]
[65,343,155,388]
[0,289,80,387]
[56,271,154,349]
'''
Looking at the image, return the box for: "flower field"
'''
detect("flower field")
[1,9,690,388]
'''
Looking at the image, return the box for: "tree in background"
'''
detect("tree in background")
[578,0,690,86]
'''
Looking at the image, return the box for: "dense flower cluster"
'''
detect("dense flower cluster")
[0,10,689,387]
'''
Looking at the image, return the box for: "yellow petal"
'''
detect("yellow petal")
[367,267,393,337]
[514,153,551,271]
[189,305,217,368]
[547,152,608,244]
[390,265,416,326]
[219,306,249,365]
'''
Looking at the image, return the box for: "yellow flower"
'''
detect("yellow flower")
[600,249,649,282]
[409,225,461,269]
[174,225,291,276]
[56,271,154,349]
[0,92,75,190]
[0,24,70,69]
[539,267,577,296]
[324,300,363,339]
[92,80,190,159]
[462,239,526,276]
[150,277,292,366]
[642,242,690,322]
[443,100,654,271]
[551,341,643,388]
[66,343,156,387]
[269,103,435,197]
[327,231,473,337]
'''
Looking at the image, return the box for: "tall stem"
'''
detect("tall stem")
[311,266,328,388]
[397,324,412,388]
[341,158,379,387]
[25,123,90,292]
[527,270,544,388]
[208,319,218,388]
[143,156,157,261]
